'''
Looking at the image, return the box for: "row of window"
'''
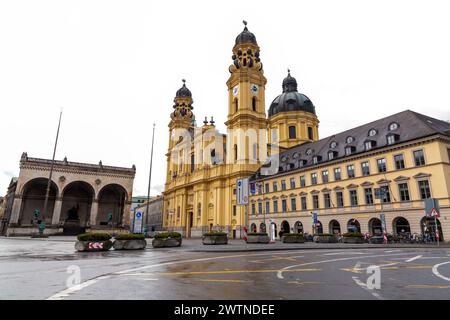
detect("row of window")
[287,125,314,140]
[251,180,431,214]
[259,149,426,194]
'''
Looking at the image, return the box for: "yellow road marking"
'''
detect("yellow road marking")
[249,256,302,263]
[157,268,321,276]
[288,281,321,286]
[405,285,450,289]
[340,268,363,274]
[195,279,254,283]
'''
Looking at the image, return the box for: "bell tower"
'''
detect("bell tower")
[166,79,195,183]
[225,21,268,167]
[225,21,268,130]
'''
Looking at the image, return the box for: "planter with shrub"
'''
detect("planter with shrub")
[342,232,365,244]
[75,233,113,252]
[246,232,270,244]
[313,233,338,243]
[152,232,182,248]
[113,233,147,250]
[202,231,228,245]
[281,233,306,243]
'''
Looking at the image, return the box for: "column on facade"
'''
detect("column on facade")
[51,197,63,226]
[122,200,132,228]
[89,199,99,227]
[8,196,23,225]
[201,188,208,233]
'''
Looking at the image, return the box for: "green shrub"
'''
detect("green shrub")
[115,233,146,240]
[154,232,182,239]
[247,232,268,236]
[314,233,334,237]
[77,233,111,241]
[283,233,305,237]
[203,231,227,236]
[343,232,364,238]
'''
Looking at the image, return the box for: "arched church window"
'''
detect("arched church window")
[234,144,238,161]
[252,97,257,112]
[235,99,238,113]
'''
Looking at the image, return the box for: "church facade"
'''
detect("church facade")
[163,22,320,238]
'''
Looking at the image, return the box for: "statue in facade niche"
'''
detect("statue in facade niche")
[67,204,80,221]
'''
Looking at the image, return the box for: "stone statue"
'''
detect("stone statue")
[67,205,79,220]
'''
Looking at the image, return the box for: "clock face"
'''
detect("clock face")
[250,84,259,94]
[232,86,239,96]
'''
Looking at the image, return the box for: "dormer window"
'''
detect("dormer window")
[389,122,399,131]
[298,159,307,167]
[330,141,338,149]
[364,140,376,151]
[281,155,289,162]
[368,129,377,137]
[345,146,356,156]
[387,133,400,145]
[328,151,338,160]
[292,152,300,159]
[306,148,313,156]
[346,136,355,144]
[312,155,322,164]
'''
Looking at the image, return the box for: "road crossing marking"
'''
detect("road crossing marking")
[432,261,450,282]
[406,255,422,262]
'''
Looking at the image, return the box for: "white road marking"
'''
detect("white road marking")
[46,249,345,300]
[276,252,413,279]
[406,255,423,262]
[384,250,401,253]
[323,252,364,256]
[47,275,111,300]
[432,261,450,282]
[352,276,383,300]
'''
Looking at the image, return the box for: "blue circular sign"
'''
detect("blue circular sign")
[135,212,142,219]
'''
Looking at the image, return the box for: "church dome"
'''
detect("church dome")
[235,21,257,45]
[175,79,192,98]
[268,71,316,117]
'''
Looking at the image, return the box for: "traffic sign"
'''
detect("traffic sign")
[237,178,249,205]
[425,198,440,217]
[312,211,318,225]
[133,211,143,233]
[430,207,440,218]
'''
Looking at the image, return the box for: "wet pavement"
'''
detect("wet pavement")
[1,237,450,300]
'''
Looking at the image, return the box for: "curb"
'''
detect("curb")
[187,245,449,253]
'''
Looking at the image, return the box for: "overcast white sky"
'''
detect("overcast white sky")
[1,0,449,197]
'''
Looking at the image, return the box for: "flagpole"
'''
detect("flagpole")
[40,109,63,236]
[144,123,156,235]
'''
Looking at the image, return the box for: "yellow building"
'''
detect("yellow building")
[249,110,450,241]
[163,22,450,240]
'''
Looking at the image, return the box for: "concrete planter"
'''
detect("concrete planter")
[314,235,338,243]
[369,236,385,244]
[113,239,147,250]
[282,235,306,243]
[152,237,182,248]
[246,234,270,244]
[342,236,364,244]
[75,240,113,252]
[202,235,228,245]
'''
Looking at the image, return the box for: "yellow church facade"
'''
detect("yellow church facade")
[163,22,319,238]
